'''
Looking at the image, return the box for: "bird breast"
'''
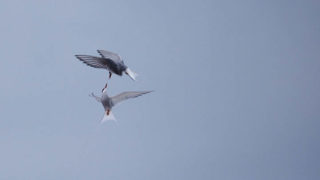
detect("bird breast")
[101,95,113,109]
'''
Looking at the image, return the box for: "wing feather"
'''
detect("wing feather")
[97,50,123,63]
[89,93,101,102]
[111,91,152,106]
[75,55,108,69]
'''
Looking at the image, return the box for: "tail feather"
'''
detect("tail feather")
[125,68,138,81]
[101,111,116,124]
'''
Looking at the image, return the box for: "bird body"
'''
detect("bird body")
[75,50,137,91]
[90,90,152,123]
[101,92,114,110]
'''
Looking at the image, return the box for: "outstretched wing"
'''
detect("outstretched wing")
[89,93,101,102]
[97,50,123,63]
[111,91,152,106]
[75,55,108,69]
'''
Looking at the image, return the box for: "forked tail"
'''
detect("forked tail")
[125,68,138,81]
[101,111,116,124]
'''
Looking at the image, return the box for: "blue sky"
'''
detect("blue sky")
[0,0,319,179]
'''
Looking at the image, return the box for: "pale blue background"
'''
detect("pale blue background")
[0,0,319,179]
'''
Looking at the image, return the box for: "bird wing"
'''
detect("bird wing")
[75,55,108,69]
[97,50,123,63]
[111,91,152,106]
[89,93,101,102]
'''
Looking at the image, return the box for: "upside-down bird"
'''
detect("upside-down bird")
[90,89,152,123]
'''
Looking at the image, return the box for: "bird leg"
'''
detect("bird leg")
[102,72,112,92]
[102,82,108,92]
[107,109,110,115]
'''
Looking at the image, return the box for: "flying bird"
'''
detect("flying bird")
[75,50,137,91]
[90,89,152,123]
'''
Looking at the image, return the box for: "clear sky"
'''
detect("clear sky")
[0,0,319,179]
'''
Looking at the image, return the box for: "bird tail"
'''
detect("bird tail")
[125,68,138,81]
[101,111,116,124]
